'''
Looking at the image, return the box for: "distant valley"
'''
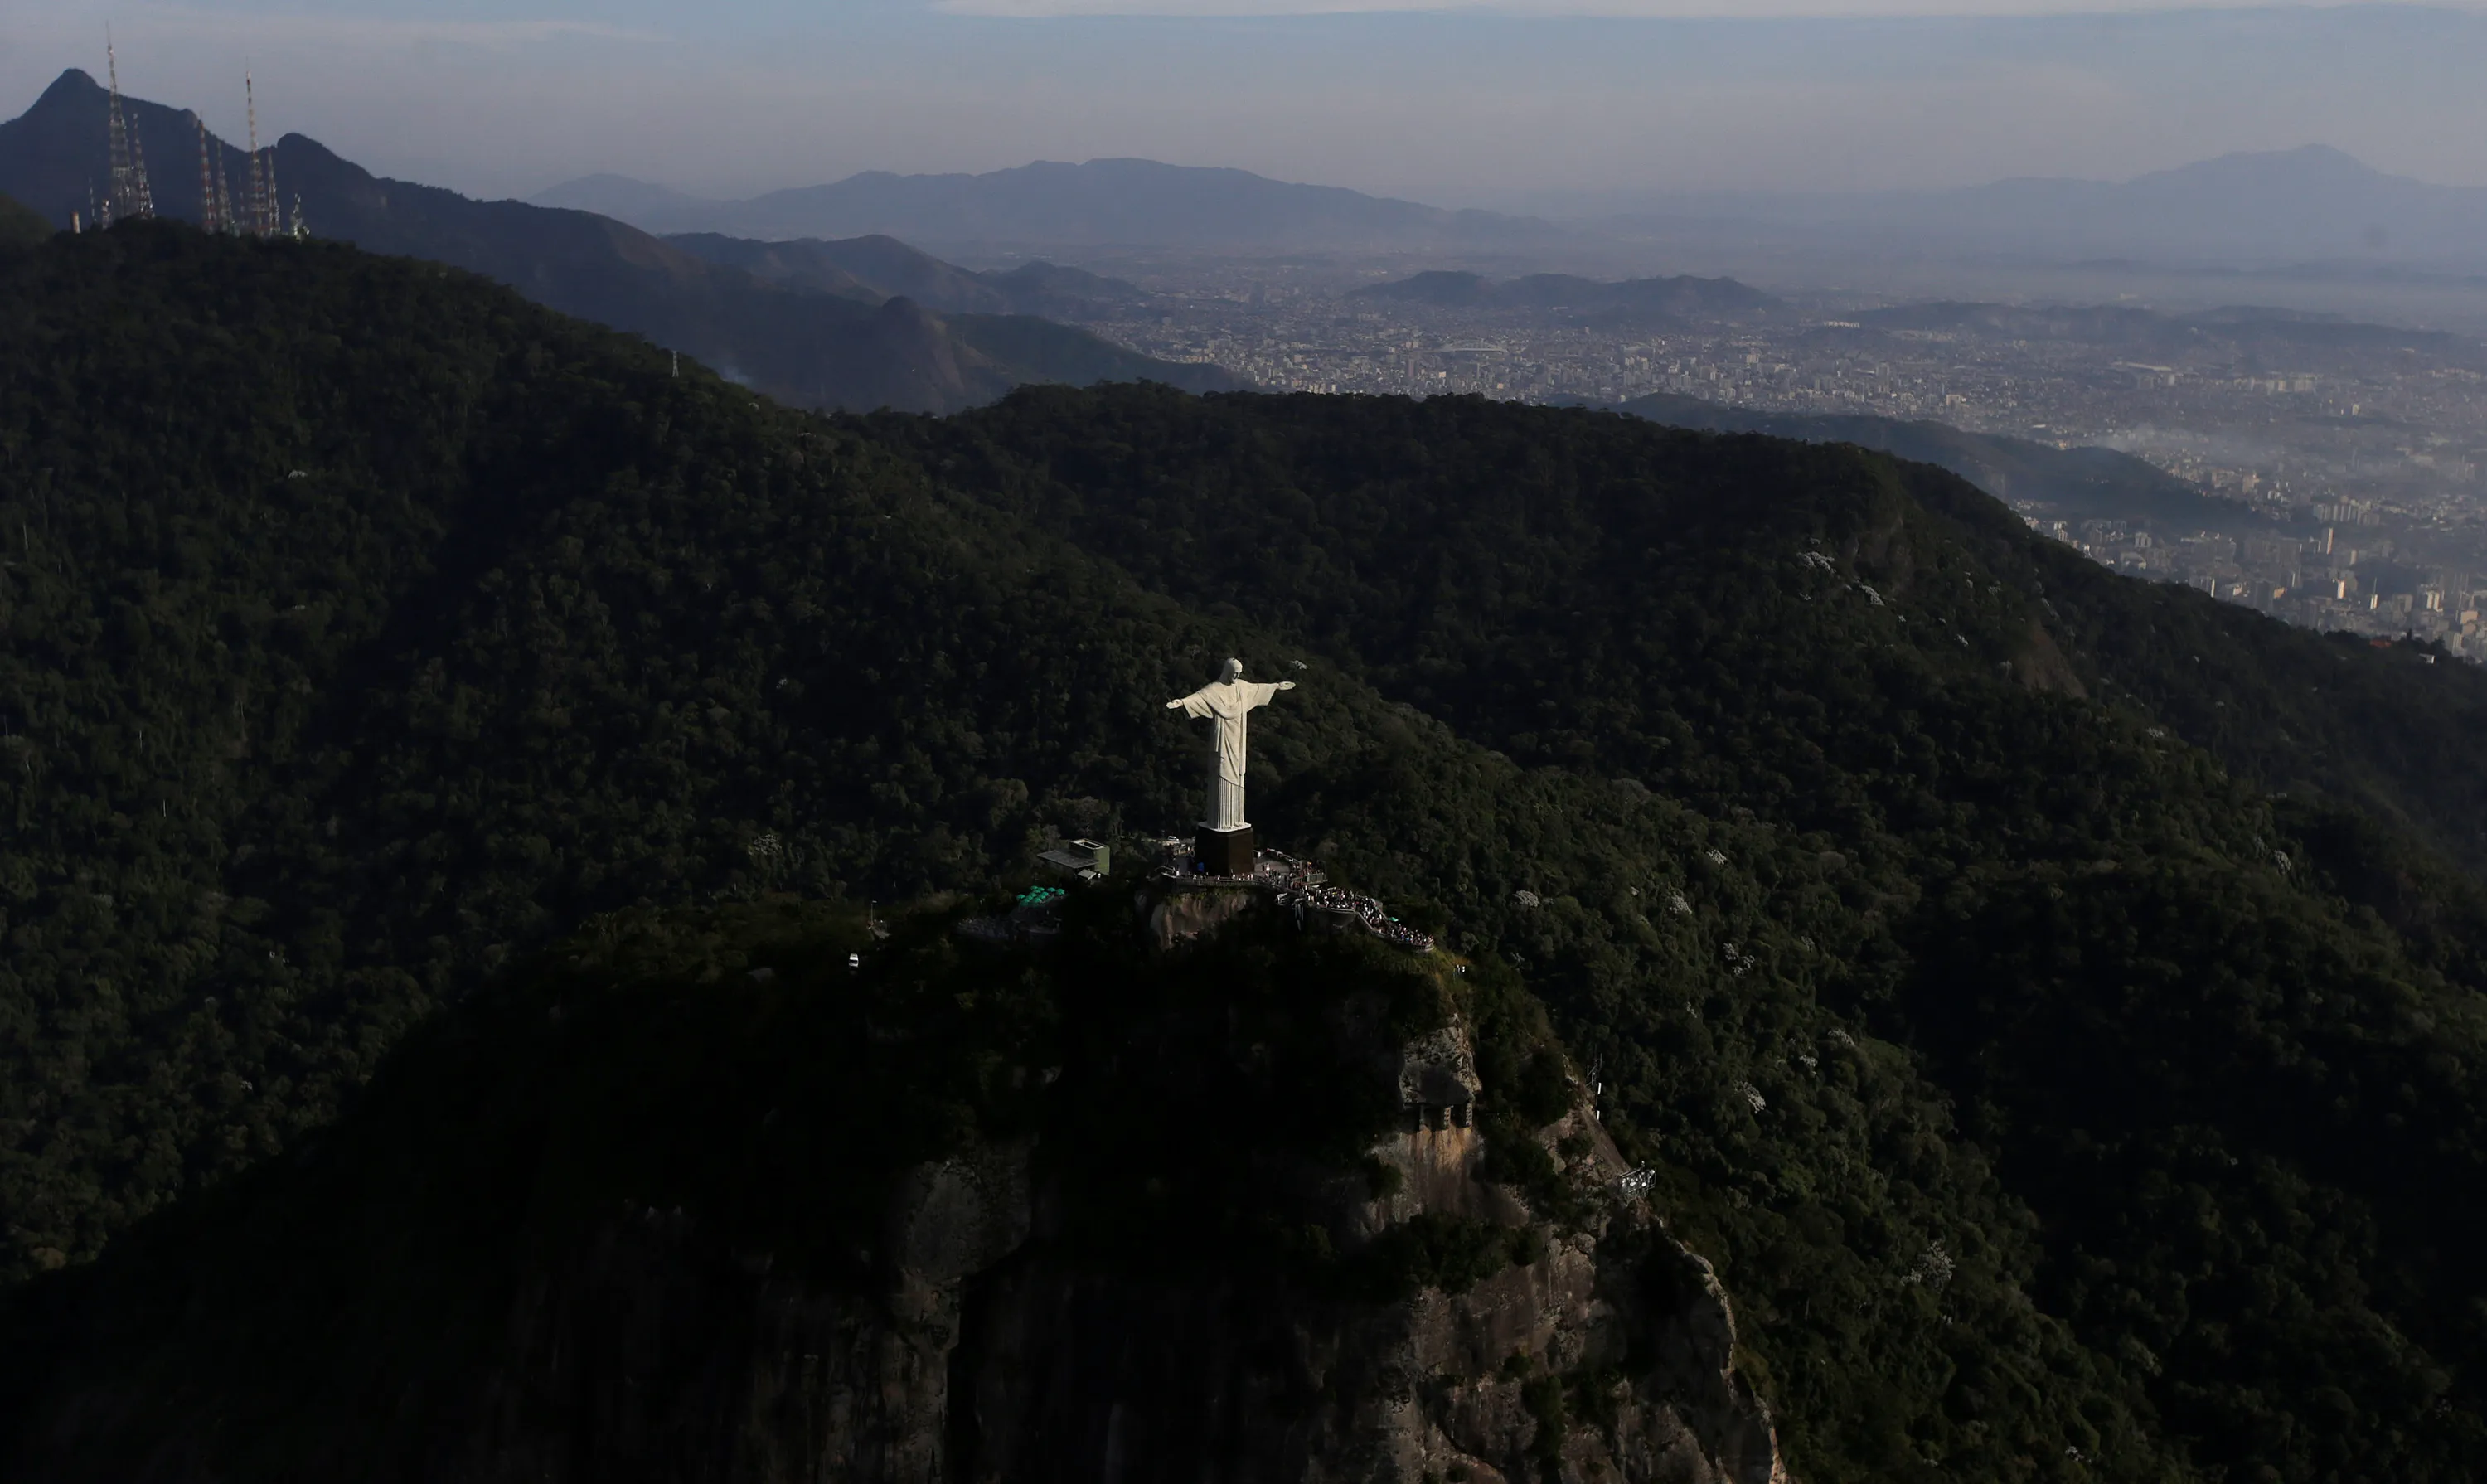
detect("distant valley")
[1351,269,1777,329]
[1856,298,2484,364]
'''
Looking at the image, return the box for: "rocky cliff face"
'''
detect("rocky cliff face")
[2,898,1786,1484]
[421,1016,1782,1484]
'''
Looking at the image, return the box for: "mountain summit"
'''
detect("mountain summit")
[1929,143,2479,261]
[1597,143,2487,268]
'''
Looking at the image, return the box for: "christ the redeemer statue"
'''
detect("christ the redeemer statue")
[1167,658,1293,875]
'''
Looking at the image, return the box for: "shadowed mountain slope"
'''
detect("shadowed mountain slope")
[0,70,1231,412]
[2,230,2487,1481]
[1610,390,2281,535]
[924,387,2487,866]
[665,230,1149,319]
[0,893,1792,1484]
[0,191,46,248]
[897,384,2487,1473]
[272,132,1229,408]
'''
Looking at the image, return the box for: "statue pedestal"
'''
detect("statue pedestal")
[1194,823,1256,878]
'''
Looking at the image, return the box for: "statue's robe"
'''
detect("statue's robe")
[1168,677,1287,831]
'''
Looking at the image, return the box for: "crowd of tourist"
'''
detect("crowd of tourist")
[1153,841,1438,952]
[1276,879,1437,953]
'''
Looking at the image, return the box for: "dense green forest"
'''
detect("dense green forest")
[7,895,1588,1479]
[0,190,46,249]
[2,222,2486,1481]
[1607,390,2281,536]
[901,385,2487,870]
[904,388,2487,1474]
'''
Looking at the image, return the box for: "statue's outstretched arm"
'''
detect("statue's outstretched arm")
[1277,681,1297,691]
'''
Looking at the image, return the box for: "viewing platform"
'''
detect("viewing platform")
[1154,837,1436,953]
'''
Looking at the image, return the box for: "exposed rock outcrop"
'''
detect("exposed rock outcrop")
[3,905,1785,1484]
[417,1025,1782,1484]
[1142,881,1265,949]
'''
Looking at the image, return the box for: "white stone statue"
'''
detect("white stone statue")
[1166,658,1294,832]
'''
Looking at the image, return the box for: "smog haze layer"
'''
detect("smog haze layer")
[6,1,2485,206]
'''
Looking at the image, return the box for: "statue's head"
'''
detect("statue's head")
[1221,657,1244,681]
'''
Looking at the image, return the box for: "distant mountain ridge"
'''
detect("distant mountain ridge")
[1932,146,2459,259]
[11,228,2487,1482]
[536,158,1563,250]
[0,70,1233,413]
[531,171,717,223]
[549,143,2487,269]
[1602,145,2487,269]
[665,231,1149,320]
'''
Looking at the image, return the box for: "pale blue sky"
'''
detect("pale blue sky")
[5,2,2482,203]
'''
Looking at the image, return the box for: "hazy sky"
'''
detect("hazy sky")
[5,2,2485,205]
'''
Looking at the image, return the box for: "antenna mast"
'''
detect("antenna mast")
[244,72,267,235]
[236,72,285,237]
[103,31,155,224]
[129,111,157,221]
[217,147,239,235]
[194,114,225,234]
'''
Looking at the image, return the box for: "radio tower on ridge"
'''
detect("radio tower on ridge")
[194,114,226,234]
[103,32,156,225]
[243,72,279,237]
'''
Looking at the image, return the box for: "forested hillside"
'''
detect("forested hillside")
[1608,390,2281,535]
[2,223,2485,1482]
[666,231,1150,320]
[0,190,45,249]
[2,885,1803,1483]
[914,386,2487,869]
[893,386,2487,1477]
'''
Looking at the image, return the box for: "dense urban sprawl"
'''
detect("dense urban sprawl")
[1063,260,2487,652]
